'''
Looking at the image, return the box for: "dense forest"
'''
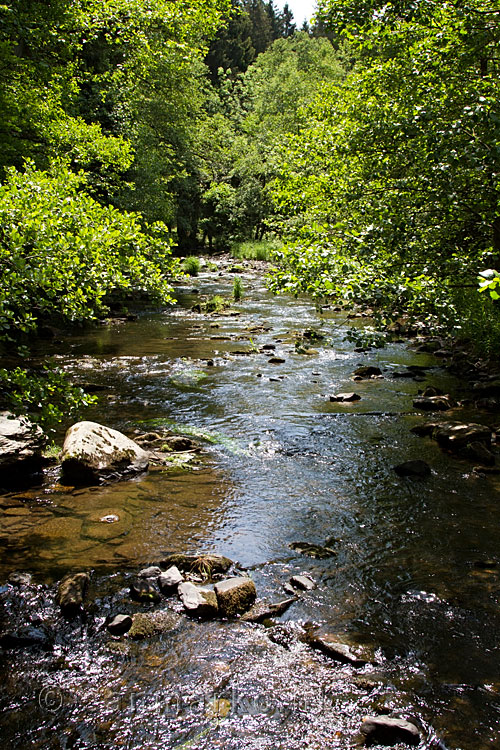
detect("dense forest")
[1,0,499,434]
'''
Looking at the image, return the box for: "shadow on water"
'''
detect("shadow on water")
[1,260,499,749]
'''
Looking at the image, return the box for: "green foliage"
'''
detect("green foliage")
[183,256,201,277]
[0,162,177,342]
[231,239,279,260]
[233,277,243,300]
[269,0,500,346]
[203,295,230,314]
[0,366,96,436]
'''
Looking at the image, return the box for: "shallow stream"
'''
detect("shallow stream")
[1,259,499,749]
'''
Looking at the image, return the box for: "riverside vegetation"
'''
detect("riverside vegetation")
[1,0,500,438]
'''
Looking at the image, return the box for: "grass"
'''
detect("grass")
[182,256,201,276]
[233,277,243,301]
[231,239,280,262]
[204,295,230,313]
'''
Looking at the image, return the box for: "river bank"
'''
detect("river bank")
[1,256,499,749]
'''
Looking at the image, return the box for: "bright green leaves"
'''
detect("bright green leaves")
[0,161,176,339]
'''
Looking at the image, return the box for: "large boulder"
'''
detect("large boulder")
[0,412,44,486]
[61,421,149,484]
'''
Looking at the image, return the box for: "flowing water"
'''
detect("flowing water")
[1,258,499,749]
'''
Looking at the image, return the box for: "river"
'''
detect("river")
[0,257,499,749]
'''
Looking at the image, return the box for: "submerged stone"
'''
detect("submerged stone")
[240,597,297,623]
[129,579,161,604]
[393,460,431,478]
[360,715,420,746]
[353,366,382,378]
[290,541,336,559]
[128,610,181,639]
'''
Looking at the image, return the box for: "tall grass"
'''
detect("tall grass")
[231,239,280,262]
[233,277,243,301]
[182,256,201,276]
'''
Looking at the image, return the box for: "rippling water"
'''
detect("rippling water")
[0,260,499,749]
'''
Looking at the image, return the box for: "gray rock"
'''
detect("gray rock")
[214,577,257,617]
[178,582,218,618]
[139,566,162,578]
[305,632,372,667]
[360,715,420,746]
[158,565,184,593]
[107,614,133,636]
[128,610,181,639]
[290,574,316,591]
[393,460,431,478]
[129,579,161,604]
[0,412,44,484]
[61,421,149,484]
[240,597,297,623]
[57,572,90,616]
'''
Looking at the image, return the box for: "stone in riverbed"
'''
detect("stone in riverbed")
[214,577,256,618]
[139,566,162,578]
[160,553,233,579]
[434,422,494,451]
[289,541,336,559]
[393,460,431,478]
[360,715,420,746]
[0,412,45,486]
[178,582,218,618]
[158,565,184,593]
[57,572,90,616]
[128,610,181,639]
[290,574,316,591]
[304,632,372,667]
[129,579,161,604]
[61,421,149,484]
[107,614,133,636]
[329,393,361,403]
[240,597,297,623]
[353,366,382,379]
[413,395,455,411]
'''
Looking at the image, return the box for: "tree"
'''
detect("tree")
[269,0,500,342]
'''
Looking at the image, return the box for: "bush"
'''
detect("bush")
[183,256,201,276]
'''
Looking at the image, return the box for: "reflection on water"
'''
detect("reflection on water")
[1,260,499,749]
